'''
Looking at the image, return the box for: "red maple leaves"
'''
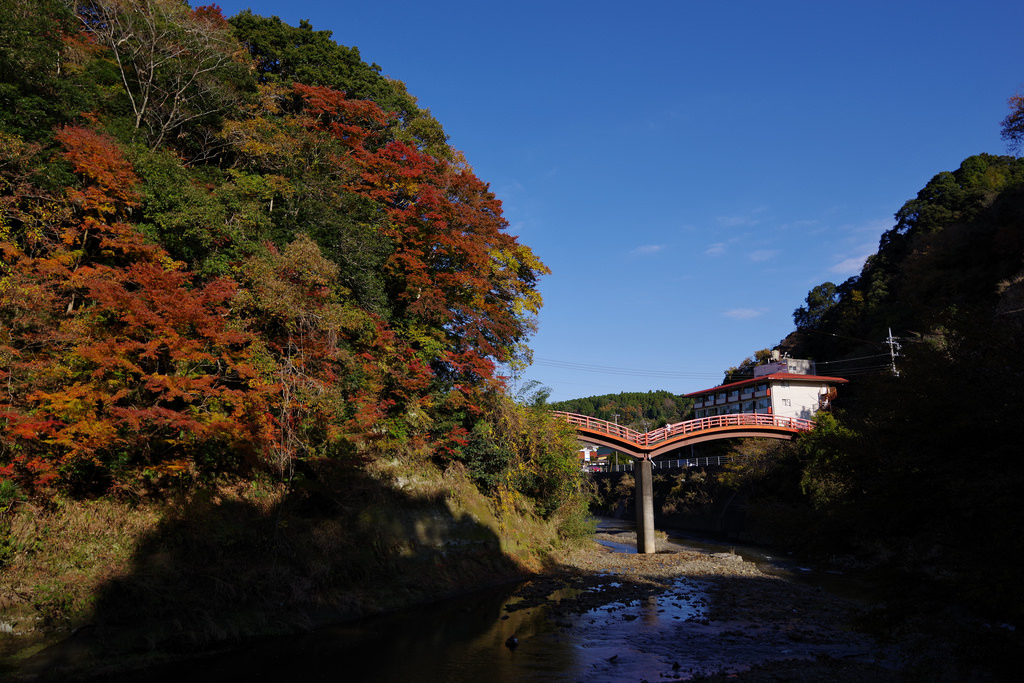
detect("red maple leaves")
[3,82,547,495]
[2,127,264,492]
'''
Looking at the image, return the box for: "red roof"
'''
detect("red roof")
[685,372,849,397]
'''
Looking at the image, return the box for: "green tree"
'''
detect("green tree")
[0,0,90,140]
[722,348,773,383]
[227,11,449,157]
[793,282,839,332]
[795,412,860,510]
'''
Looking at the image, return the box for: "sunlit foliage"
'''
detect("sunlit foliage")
[1,3,571,518]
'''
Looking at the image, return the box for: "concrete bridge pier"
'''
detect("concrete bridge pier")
[635,458,656,553]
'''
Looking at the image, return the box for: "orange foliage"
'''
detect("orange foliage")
[3,76,547,494]
[1,127,270,493]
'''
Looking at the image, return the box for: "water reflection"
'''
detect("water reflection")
[103,519,867,682]
[108,571,708,682]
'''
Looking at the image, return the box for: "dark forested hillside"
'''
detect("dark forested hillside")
[789,153,1024,366]
[735,138,1024,625]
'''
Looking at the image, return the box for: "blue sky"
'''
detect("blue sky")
[215,0,1023,402]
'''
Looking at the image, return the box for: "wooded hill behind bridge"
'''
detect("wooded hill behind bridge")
[547,390,693,431]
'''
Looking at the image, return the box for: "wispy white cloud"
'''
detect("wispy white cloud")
[854,218,891,236]
[830,252,872,277]
[826,218,889,278]
[631,244,666,256]
[706,234,754,257]
[717,214,759,228]
[781,219,819,231]
[716,206,768,229]
[722,308,767,320]
[748,249,780,262]
[508,220,529,236]
[496,179,526,196]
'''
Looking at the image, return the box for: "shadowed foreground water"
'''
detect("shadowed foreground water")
[103,573,719,683]
[98,526,885,683]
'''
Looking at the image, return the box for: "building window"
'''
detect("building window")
[781,398,791,406]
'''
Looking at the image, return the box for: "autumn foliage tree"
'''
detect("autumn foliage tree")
[275,83,549,460]
[1,125,273,493]
[2,4,559,510]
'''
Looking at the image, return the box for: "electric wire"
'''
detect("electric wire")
[532,357,723,380]
[801,328,889,346]
[531,353,895,385]
[815,353,892,365]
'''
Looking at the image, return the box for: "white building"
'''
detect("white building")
[686,358,847,421]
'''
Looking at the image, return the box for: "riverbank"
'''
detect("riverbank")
[0,469,552,681]
[5,519,1018,681]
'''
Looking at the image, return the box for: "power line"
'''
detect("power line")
[815,353,892,365]
[828,364,893,377]
[532,358,722,380]
[802,328,887,346]
[532,353,895,384]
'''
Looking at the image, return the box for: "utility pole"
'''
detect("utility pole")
[886,328,901,377]
[612,414,620,469]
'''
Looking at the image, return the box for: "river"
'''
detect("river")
[96,519,885,682]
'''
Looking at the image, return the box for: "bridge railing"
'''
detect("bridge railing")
[600,455,732,472]
[552,411,815,447]
[551,411,646,443]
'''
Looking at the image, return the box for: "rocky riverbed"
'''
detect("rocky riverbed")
[503,530,906,681]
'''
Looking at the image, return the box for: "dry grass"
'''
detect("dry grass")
[1,464,570,675]
[1,498,164,633]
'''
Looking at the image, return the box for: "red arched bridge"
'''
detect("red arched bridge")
[551,411,815,460]
[553,410,818,555]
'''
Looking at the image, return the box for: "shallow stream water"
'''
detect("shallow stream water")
[108,574,712,681]
[101,519,873,682]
